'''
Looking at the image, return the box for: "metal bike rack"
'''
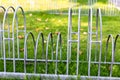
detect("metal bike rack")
[0,6,120,80]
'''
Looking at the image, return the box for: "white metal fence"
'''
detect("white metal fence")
[0,6,120,79]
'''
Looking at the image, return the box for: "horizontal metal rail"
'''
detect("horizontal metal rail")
[0,72,119,80]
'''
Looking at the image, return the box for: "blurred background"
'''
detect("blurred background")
[0,0,120,16]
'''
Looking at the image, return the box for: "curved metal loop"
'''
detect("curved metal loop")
[55,32,62,74]
[2,6,15,34]
[105,34,114,77]
[0,6,6,24]
[13,6,26,58]
[45,32,54,74]
[96,8,102,77]
[68,8,72,36]
[0,6,6,30]
[14,6,26,33]
[114,34,120,54]
[105,34,114,62]
[34,32,44,73]
[0,6,6,58]
[96,8,102,43]
[56,32,62,60]
[0,6,6,11]
[96,8,102,28]
[46,32,54,59]
[2,6,15,72]
[24,32,36,73]
[0,6,6,26]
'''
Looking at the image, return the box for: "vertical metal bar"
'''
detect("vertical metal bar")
[3,39,6,72]
[76,7,81,75]
[24,34,27,74]
[3,8,7,72]
[59,33,62,60]
[46,35,49,74]
[12,11,16,73]
[105,35,110,62]
[87,8,91,61]
[98,8,102,77]
[95,9,99,62]
[0,6,4,58]
[45,33,53,74]
[17,32,19,58]
[13,39,15,72]
[0,21,2,58]
[105,35,114,78]
[87,8,92,60]
[55,33,59,74]
[51,35,54,60]
[16,16,19,58]
[69,7,72,73]
[34,48,37,73]
[69,9,72,60]
[110,38,114,77]
[8,22,11,58]
[88,8,92,76]
[55,33,62,74]
[60,37,62,60]
[67,8,72,75]
[34,32,44,73]
[11,15,16,72]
